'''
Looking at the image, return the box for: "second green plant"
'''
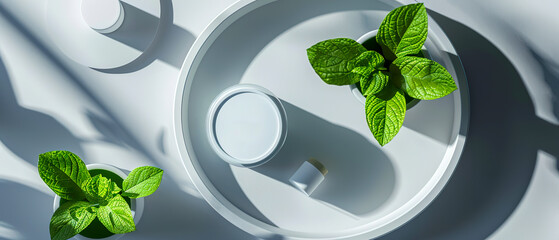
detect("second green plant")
[307,3,457,146]
[38,150,164,240]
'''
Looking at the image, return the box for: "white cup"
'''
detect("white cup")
[81,0,125,34]
[207,84,288,168]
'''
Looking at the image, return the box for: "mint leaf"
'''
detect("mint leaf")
[354,50,385,70]
[392,56,457,100]
[38,151,91,200]
[97,195,135,234]
[307,38,367,85]
[366,86,407,146]
[361,70,390,96]
[376,3,428,59]
[351,66,374,86]
[50,201,97,240]
[351,51,388,96]
[82,175,121,205]
[122,166,163,198]
[110,181,121,196]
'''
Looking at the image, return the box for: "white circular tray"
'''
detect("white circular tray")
[174,0,469,239]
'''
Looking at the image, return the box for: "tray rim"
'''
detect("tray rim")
[173,0,470,239]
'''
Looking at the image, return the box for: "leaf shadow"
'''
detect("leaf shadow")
[0,180,53,240]
[0,54,85,166]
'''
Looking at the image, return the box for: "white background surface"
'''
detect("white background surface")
[0,0,558,239]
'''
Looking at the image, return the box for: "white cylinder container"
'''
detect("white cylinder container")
[289,159,328,196]
[81,0,125,33]
[207,84,288,168]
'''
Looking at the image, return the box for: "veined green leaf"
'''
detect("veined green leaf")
[355,50,385,69]
[122,166,163,198]
[307,38,367,85]
[82,175,121,205]
[97,195,135,234]
[377,3,428,59]
[50,201,97,240]
[361,71,390,96]
[351,51,389,96]
[38,151,91,200]
[365,86,407,146]
[110,181,122,196]
[392,56,457,100]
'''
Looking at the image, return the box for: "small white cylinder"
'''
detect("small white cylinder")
[289,159,328,196]
[81,0,125,34]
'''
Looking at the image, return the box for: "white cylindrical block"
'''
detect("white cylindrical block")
[207,84,288,168]
[81,0,125,33]
[289,159,328,196]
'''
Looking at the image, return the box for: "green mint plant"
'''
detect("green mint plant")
[306,3,457,146]
[38,150,164,240]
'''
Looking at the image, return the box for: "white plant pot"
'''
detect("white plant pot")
[52,164,144,240]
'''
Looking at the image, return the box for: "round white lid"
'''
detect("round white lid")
[207,84,287,167]
[81,0,123,32]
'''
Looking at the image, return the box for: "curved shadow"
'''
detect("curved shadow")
[99,0,196,73]
[193,0,394,94]
[193,142,278,226]
[0,180,53,240]
[0,56,85,164]
[528,45,559,123]
[254,101,395,216]
[402,95,455,144]
[105,2,160,54]
[379,10,559,240]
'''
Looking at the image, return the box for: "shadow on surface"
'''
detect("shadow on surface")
[0,6,163,176]
[402,95,454,144]
[99,0,195,73]
[84,110,148,154]
[105,2,159,54]
[192,143,279,226]
[0,180,52,240]
[0,56,84,165]
[379,10,559,240]
[195,0,394,93]
[128,176,255,240]
[527,45,559,128]
[254,101,395,216]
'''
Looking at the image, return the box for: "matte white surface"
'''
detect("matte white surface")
[1,0,559,239]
